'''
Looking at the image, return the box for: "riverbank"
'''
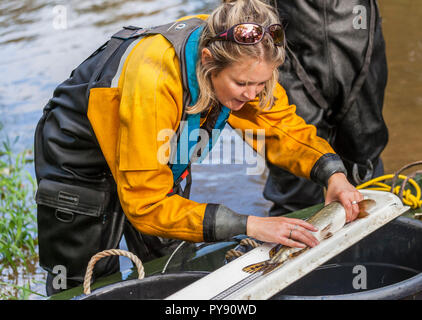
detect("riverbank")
[0,126,44,299]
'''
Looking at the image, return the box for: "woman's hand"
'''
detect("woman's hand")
[246,173,362,247]
[325,172,364,223]
[246,215,320,248]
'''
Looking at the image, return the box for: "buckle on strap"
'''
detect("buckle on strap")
[168,168,191,195]
[111,26,144,41]
[180,169,189,180]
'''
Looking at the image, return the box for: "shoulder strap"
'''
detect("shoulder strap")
[137,18,205,58]
[335,0,377,122]
[140,18,206,109]
[87,27,141,97]
[86,18,205,101]
[286,45,332,116]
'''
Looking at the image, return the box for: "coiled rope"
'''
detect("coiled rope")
[357,161,422,210]
[225,237,260,261]
[83,249,145,295]
[357,174,422,209]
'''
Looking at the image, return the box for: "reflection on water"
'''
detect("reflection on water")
[0,0,219,148]
[0,0,421,299]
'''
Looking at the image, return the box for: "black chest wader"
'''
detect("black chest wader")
[264,0,388,216]
[34,18,205,295]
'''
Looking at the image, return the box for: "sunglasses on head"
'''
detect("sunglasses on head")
[210,23,285,46]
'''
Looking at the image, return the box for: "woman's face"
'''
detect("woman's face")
[202,49,274,111]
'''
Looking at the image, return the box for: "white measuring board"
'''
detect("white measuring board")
[166,190,410,300]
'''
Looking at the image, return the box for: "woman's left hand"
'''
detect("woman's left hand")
[325,172,364,223]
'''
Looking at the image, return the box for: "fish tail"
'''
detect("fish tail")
[242,260,282,274]
[262,262,283,275]
[242,261,269,274]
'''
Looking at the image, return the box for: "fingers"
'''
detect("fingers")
[284,217,318,232]
[341,201,354,223]
[284,223,319,248]
[284,238,307,249]
[325,173,366,222]
[246,216,320,248]
[339,192,364,222]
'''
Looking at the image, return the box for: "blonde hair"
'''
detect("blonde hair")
[187,0,285,114]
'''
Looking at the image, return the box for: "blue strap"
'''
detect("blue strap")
[171,26,231,182]
[196,106,231,163]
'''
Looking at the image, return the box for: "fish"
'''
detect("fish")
[242,199,376,275]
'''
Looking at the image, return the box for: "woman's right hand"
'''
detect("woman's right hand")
[246,215,320,248]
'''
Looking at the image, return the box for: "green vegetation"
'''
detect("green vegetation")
[0,124,44,299]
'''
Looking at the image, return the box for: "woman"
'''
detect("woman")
[35,0,363,294]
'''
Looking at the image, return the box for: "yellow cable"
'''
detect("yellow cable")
[357,174,422,209]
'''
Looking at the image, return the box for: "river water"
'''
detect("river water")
[0,0,421,299]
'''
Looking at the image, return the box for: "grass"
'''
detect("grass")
[0,280,45,300]
[0,123,44,299]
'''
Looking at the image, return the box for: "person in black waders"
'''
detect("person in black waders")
[264,0,388,216]
[34,0,365,296]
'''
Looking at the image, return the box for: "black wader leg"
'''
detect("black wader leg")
[43,197,125,297]
[123,219,164,263]
[123,219,183,267]
[45,272,86,297]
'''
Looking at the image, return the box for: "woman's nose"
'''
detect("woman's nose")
[242,86,257,100]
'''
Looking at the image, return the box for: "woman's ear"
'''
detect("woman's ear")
[201,48,213,65]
